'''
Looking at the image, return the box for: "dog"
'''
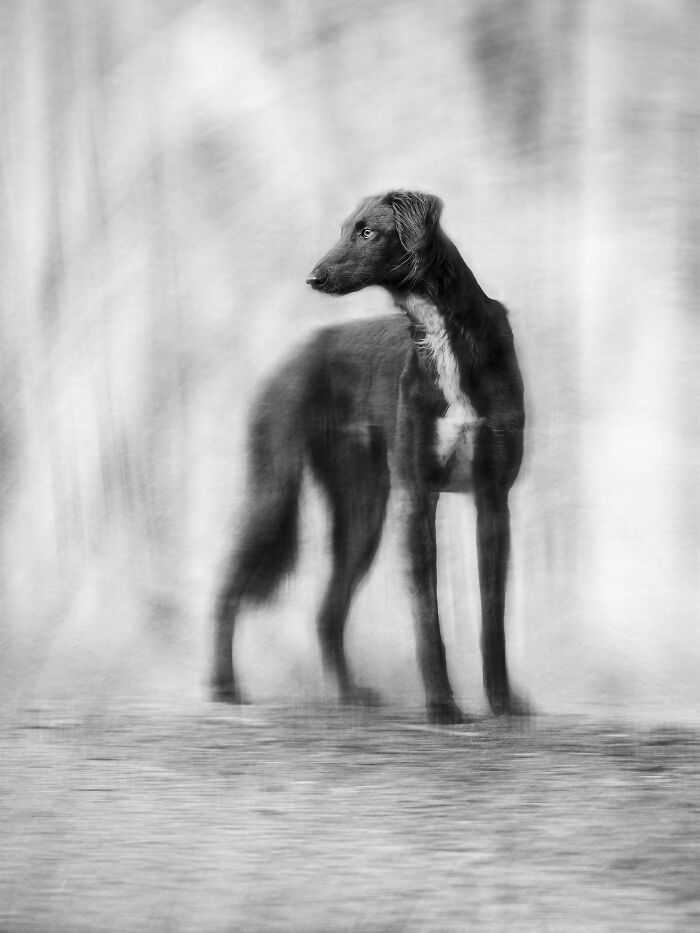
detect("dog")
[212,191,526,723]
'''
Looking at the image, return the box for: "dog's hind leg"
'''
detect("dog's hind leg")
[212,480,301,704]
[211,369,307,704]
[212,567,245,703]
[311,427,390,706]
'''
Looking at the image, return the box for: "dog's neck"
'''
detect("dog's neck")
[392,238,490,387]
[394,293,463,403]
[393,233,490,333]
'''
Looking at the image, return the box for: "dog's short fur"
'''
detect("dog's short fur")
[212,191,526,723]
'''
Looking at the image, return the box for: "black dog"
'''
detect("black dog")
[212,191,526,723]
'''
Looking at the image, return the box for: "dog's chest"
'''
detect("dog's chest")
[402,295,482,484]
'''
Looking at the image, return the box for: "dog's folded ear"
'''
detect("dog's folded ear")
[388,191,444,254]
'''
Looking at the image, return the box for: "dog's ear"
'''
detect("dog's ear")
[388,191,444,254]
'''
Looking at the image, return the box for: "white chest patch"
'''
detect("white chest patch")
[399,295,482,472]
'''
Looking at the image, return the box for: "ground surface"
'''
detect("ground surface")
[1,702,699,932]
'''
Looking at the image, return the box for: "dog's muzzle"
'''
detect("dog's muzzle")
[306,269,328,290]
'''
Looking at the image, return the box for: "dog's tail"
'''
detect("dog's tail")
[219,356,312,609]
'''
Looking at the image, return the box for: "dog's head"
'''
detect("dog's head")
[306,191,444,295]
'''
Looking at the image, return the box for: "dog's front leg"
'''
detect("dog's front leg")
[405,491,463,724]
[475,485,528,716]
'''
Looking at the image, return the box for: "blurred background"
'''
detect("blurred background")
[0,0,698,717]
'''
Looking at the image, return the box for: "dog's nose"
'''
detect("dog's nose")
[306,269,328,288]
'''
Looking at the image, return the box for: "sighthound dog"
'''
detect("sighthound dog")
[212,191,527,723]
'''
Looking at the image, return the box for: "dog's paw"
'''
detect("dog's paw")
[427,698,465,725]
[210,683,247,705]
[341,685,383,708]
[489,689,533,718]
[507,692,534,717]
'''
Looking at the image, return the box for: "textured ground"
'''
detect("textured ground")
[1,702,699,932]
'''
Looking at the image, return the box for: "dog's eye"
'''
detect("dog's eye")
[360,227,373,239]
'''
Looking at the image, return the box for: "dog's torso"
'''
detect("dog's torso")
[299,312,514,495]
